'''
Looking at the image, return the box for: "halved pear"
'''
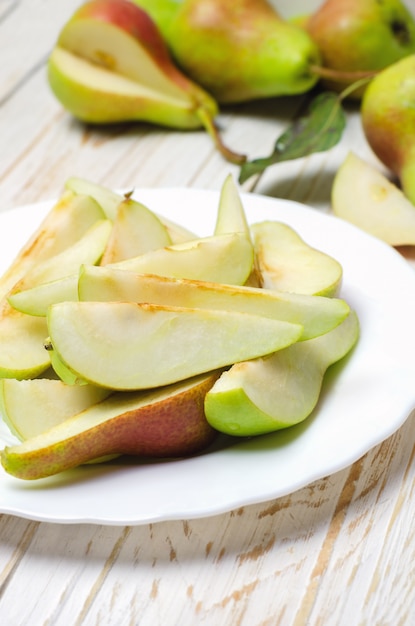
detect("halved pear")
[0,191,105,299]
[204,310,359,436]
[0,378,111,440]
[332,152,415,246]
[78,266,350,341]
[8,219,112,315]
[0,371,221,480]
[46,301,303,389]
[252,221,343,296]
[100,196,171,264]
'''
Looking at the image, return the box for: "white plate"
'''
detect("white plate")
[1,188,415,526]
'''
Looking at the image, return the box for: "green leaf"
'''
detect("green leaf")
[239,92,346,184]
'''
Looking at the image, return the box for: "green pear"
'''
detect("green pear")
[0,372,220,480]
[204,310,359,436]
[78,266,350,341]
[252,221,343,296]
[306,0,415,94]
[48,0,245,164]
[46,300,303,389]
[0,378,111,440]
[332,152,415,245]
[361,54,415,204]
[132,0,183,40]
[150,0,321,103]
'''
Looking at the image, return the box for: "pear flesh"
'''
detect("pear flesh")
[204,310,359,436]
[332,152,415,245]
[0,372,221,480]
[0,378,111,441]
[252,221,343,296]
[46,301,303,389]
[78,266,350,341]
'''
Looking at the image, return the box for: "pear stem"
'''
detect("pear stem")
[310,64,378,83]
[196,107,247,165]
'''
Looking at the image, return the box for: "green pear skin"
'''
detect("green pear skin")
[0,372,221,480]
[307,0,415,94]
[152,0,321,103]
[204,310,359,436]
[361,54,415,204]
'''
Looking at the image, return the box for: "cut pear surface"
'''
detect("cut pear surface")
[47,301,303,389]
[100,197,171,264]
[0,372,221,480]
[332,152,415,246]
[8,219,112,315]
[65,176,124,220]
[0,191,105,299]
[204,310,359,436]
[0,378,111,440]
[0,310,50,379]
[214,174,251,238]
[252,221,343,296]
[78,266,350,341]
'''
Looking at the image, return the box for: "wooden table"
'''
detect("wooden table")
[1,1,415,624]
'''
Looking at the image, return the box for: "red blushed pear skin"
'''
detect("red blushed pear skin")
[0,372,221,481]
[361,55,415,204]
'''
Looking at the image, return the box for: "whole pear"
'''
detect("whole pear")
[147,0,321,103]
[361,54,415,204]
[307,0,415,94]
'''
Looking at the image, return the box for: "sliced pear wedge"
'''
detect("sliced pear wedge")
[0,371,221,480]
[252,221,343,296]
[332,152,415,246]
[0,378,111,440]
[78,266,350,341]
[65,176,124,220]
[204,310,359,436]
[46,301,303,389]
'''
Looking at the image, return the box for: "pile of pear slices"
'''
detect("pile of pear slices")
[0,175,358,481]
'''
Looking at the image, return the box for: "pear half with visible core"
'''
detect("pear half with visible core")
[204,310,359,436]
[332,152,415,246]
[48,0,245,164]
[78,266,350,341]
[46,301,303,389]
[252,221,343,296]
[0,372,221,480]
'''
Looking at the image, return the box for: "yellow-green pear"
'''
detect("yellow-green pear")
[46,300,303,389]
[48,0,245,163]
[0,372,220,480]
[146,0,321,103]
[361,54,415,204]
[204,310,359,436]
[78,266,350,341]
[252,221,343,296]
[332,152,415,245]
[306,0,415,94]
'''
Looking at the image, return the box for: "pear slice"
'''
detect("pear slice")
[0,191,105,299]
[11,232,254,316]
[214,174,251,238]
[78,266,350,341]
[0,378,111,440]
[65,176,124,220]
[332,152,415,246]
[8,219,112,315]
[204,310,359,436]
[252,221,343,296]
[46,301,303,389]
[0,371,221,480]
[0,312,50,379]
[100,196,171,264]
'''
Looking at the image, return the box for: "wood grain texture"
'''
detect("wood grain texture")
[1,1,415,624]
